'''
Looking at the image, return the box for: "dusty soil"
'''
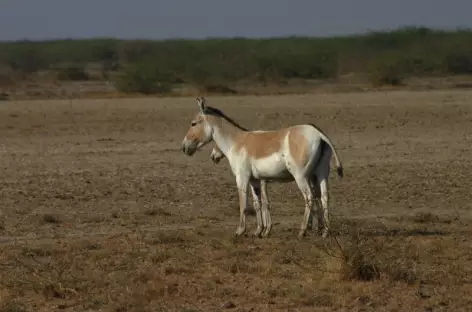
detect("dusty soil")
[3,74,472,101]
[1,90,472,311]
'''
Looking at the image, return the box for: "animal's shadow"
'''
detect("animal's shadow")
[332,227,450,238]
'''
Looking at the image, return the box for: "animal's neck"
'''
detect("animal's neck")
[212,117,245,157]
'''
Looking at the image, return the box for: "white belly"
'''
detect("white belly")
[250,153,292,180]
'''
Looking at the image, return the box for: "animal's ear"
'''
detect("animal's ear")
[197,97,206,113]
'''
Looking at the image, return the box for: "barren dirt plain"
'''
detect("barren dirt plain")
[1,90,472,312]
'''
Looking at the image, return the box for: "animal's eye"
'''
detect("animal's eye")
[191,121,197,126]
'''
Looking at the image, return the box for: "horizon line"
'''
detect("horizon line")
[1,25,471,44]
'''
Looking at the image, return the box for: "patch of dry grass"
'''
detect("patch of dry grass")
[318,224,418,284]
[1,218,470,311]
[413,212,439,223]
[41,214,61,224]
[143,207,171,217]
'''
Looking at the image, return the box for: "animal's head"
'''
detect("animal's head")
[181,97,214,156]
[210,146,226,164]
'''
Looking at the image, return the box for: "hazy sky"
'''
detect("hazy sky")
[1,0,471,41]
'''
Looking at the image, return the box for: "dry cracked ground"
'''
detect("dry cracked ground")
[1,90,472,312]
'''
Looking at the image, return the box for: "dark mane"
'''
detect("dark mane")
[204,106,249,131]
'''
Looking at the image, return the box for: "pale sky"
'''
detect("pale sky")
[1,0,471,41]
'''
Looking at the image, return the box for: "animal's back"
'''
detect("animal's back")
[233,128,289,160]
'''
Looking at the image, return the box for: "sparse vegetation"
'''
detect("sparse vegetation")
[413,212,439,223]
[42,214,60,224]
[319,224,418,284]
[143,207,171,216]
[115,62,173,94]
[0,92,9,101]
[0,299,28,312]
[1,27,472,97]
[56,65,89,81]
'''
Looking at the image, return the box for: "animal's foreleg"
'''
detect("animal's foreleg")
[234,175,250,236]
[260,180,273,237]
[250,180,264,237]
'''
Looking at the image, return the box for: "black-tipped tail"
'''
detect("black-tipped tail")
[337,166,344,178]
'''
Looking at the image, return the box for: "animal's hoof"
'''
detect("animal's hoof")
[298,230,306,240]
[253,227,263,238]
[261,227,272,238]
[234,227,245,236]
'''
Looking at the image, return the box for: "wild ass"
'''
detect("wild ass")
[210,145,330,233]
[182,97,343,239]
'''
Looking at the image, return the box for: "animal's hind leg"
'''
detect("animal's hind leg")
[307,177,314,231]
[314,142,332,239]
[313,182,323,236]
[250,180,264,237]
[318,178,330,238]
[294,176,314,240]
[307,175,321,232]
[307,211,314,231]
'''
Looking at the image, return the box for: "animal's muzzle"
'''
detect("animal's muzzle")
[181,139,197,156]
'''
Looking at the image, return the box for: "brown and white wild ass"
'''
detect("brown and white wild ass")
[182,97,343,239]
[210,145,322,232]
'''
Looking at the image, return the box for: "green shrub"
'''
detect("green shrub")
[2,27,472,88]
[57,65,89,81]
[445,50,472,74]
[368,53,405,86]
[5,42,45,73]
[115,62,173,94]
